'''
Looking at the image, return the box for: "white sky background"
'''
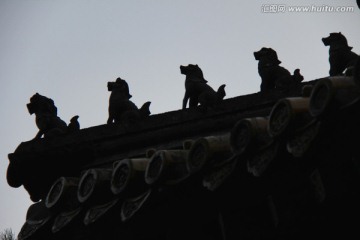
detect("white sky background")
[0,0,359,235]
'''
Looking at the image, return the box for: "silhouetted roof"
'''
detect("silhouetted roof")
[7,77,360,240]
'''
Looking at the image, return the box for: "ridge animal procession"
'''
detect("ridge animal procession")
[25,32,359,139]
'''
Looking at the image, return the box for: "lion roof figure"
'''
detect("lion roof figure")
[107,77,151,125]
[27,93,80,139]
[322,32,359,76]
[254,47,304,92]
[27,93,68,139]
[180,64,226,110]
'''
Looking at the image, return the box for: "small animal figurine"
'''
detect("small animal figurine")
[254,47,303,92]
[27,93,68,139]
[107,77,151,124]
[180,64,226,109]
[322,32,358,76]
[67,115,80,133]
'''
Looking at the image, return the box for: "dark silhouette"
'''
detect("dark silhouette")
[254,47,304,92]
[322,32,359,76]
[67,115,80,133]
[107,77,151,124]
[27,93,80,139]
[27,93,68,139]
[180,64,226,109]
[120,101,151,125]
[108,77,132,99]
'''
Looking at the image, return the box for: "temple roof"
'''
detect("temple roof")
[7,75,360,240]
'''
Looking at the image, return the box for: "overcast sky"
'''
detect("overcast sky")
[1,0,359,235]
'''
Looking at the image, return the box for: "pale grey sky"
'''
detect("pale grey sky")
[1,0,359,235]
